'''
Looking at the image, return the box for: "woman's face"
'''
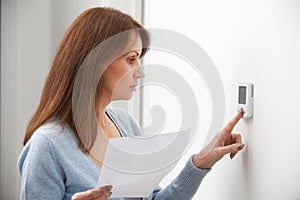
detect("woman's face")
[101,36,145,101]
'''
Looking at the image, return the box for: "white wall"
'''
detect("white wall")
[144,0,300,199]
[1,0,102,199]
[1,1,52,198]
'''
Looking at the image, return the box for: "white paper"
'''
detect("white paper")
[97,129,191,198]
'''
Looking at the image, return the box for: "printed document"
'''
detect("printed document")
[97,129,191,198]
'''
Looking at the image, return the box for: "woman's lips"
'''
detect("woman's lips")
[129,85,137,91]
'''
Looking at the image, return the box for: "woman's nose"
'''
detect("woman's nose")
[134,67,145,79]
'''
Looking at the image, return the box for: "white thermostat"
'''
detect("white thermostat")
[237,82,254,118]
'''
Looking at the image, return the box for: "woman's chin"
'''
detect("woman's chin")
[124,93,134,100]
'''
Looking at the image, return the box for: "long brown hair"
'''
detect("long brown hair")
[23,7,150,152]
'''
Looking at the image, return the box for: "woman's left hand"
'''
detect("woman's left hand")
[71,186,113,200]
[193,110,245,169]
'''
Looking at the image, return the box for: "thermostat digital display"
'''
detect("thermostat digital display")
[237,82,254,118]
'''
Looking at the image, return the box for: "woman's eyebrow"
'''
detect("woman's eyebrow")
[125,50,140,57]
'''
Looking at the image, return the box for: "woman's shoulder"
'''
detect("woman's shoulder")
[18,122,80,174]
[19,122,77,163]
[29,122,76,147]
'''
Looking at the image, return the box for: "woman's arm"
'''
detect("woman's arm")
[151,155,210,200]
[18,133,65,199]
[19,129,115,200]
[151,110,244,200]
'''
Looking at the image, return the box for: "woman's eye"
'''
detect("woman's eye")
[128,58,136,64]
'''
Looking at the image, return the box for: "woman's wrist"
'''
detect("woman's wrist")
[192,154,212,170]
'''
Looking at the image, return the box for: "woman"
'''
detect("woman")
[18,7,244,200]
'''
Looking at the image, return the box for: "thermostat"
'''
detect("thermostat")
[237,82,254,118]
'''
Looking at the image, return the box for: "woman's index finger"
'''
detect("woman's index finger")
[223,109,243,132]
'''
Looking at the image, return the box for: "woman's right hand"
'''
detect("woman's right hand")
[193,110,245,169]
[71,185,113,200]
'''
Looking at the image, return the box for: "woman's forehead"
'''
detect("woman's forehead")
[123,36,143,56]
[129,35,143,52]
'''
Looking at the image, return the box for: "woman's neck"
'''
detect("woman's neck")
[98,93,111,128]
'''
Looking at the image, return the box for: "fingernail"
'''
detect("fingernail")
[107,192,112,197]
[106,185,113,191]
[237,144,245,150]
